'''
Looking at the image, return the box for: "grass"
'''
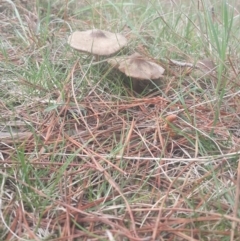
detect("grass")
[0,0,240,240]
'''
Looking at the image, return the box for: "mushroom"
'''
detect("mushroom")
[196,58,215,73]
[108,52,165,93]
[191,58,216,79]
[68,29,128,59]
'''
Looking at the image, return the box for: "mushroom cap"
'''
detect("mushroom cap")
[108,53,165,80]
[68,29,128,56]
[196,58,215,71]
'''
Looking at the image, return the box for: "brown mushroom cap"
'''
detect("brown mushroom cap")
[68,29,128,56]
[196,58,215,72]
[108,53,165,79]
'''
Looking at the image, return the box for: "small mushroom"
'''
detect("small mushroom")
[68,29,128,59]
[108,52,165,93]
[192,58,216,79]
[196,58,215,73]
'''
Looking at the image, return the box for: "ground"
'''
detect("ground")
[0,0,240,240]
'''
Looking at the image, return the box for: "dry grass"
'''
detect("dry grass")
[1,0,240,240]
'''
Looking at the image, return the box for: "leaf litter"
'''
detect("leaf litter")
[1,1,240,240]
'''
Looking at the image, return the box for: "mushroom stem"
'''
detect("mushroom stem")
[94,54,100,62]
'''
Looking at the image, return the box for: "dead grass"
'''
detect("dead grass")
[0,0,240,240]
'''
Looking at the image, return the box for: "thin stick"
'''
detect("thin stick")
[230,159,240,241]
